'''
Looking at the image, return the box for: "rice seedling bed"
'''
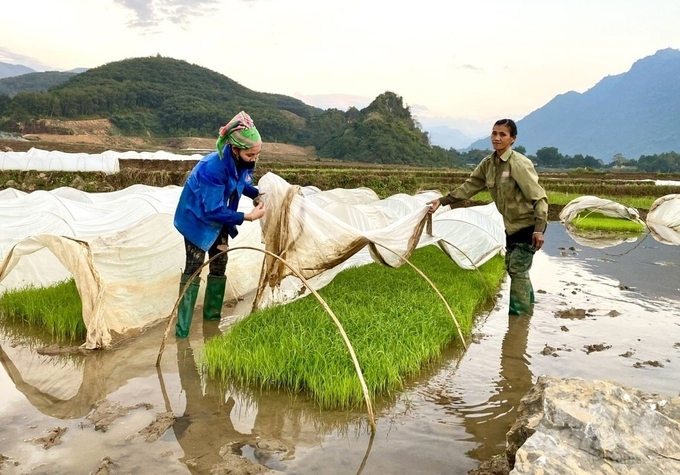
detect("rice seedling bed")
[571,211,646,232]
[0,279,85,342]
[204,246,506,410]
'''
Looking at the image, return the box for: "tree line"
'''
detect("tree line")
[514,146,680,173]
[0,56,679,172]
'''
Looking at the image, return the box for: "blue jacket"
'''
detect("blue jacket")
[174,146,259,251]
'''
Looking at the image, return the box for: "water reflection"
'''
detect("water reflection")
[0,330,162,420]
[0,319,371,473]
[459,315,533,461]
[564,225,644,249]
[2,222,679,474]
[173,336,244,469]
[172,320,368,472]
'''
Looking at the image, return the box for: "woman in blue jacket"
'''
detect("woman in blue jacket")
[173,111,266,338]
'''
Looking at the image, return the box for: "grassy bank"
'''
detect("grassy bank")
[0,279,85,342]
[204,246,506,409]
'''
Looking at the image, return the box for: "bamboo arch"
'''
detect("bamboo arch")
[156,237,488,432]
[156,245,376,431]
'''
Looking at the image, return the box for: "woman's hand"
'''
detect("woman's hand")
[245,202,266,222]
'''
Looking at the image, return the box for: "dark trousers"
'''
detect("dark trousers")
[183,233,229,277]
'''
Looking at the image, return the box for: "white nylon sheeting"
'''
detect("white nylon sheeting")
[0,184,264,348]
[433,204,506,268]
[50,184,175,203]
[252,173,504,309]
[117,150,203,161]
[1,186,182,244]
[0,148,120,174]
[559,195,645,226]
[0,212,265,349]
[0,224,182,348]
[646,194,680,245]
[0,173,506,349]
[0,148,204,174]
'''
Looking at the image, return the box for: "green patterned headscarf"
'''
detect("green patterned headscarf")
[216,111,262,159]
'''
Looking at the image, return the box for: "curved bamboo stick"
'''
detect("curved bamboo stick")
[438,237,497,306]
[428,215,499,305]
[156,261,209,367]
[156,245,376,433]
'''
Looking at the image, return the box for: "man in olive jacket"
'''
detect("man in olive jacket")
[428,119,548,316]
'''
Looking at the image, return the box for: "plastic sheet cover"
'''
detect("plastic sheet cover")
[646,194,680,245]
[0,172,505,348]
[0,148,204,174]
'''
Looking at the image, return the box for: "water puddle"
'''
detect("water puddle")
[1,223,679,474]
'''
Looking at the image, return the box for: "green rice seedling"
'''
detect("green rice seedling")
[571,211,646,232]
[546,192,656,210]
[204,246,506,409]
[0,279,85,342]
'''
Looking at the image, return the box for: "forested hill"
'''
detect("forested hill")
[0,56,467,168]
[0,71,79,97]
[6,56,322,143]
[467,48,680,162]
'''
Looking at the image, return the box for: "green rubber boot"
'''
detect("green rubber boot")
[175,274,200,338]
[203,275,227,321]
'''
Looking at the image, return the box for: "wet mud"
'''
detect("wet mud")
[1,223,679,474]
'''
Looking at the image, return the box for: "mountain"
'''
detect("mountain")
[0,62,35,79]
[2,56,323,142]
[427,125,480,150]
[467,48,680,161]
[0,71,80,97]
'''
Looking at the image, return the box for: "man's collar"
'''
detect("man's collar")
[495,148,513,163]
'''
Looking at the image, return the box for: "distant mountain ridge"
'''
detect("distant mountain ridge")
[467,48,680,161]
[426,125,480,150]
[0,62,35,79]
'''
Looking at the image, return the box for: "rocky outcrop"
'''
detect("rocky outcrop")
[506,376,680,475]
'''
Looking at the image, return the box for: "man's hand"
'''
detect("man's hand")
[427,198,441,214]
[532,232,544,250]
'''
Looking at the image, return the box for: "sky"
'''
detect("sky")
[2,0,680,140]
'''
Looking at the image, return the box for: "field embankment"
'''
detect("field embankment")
[2,129,679,221]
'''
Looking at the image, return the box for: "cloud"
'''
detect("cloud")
[415,113,491,139]
[113,0,222,28]
[0,47,54,71]
[409,103,429,114]
[461,64,484,72]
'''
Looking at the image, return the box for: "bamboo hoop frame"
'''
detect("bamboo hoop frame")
[156,233,498,431]
[156,245,376,432]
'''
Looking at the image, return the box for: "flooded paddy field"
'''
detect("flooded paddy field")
[1,223,679,475]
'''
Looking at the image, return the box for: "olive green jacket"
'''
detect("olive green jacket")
[439,148,548,234]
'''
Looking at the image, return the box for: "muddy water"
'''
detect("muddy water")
[1,223,679,475]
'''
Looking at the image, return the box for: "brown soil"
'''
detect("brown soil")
[2,118,321,169]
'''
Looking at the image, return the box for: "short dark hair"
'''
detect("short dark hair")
[494,118,517,137]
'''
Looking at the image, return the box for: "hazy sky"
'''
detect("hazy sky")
[2,0,679,137]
